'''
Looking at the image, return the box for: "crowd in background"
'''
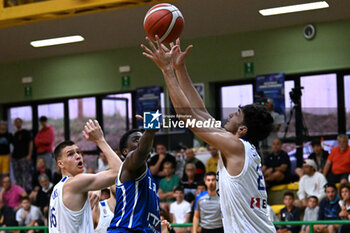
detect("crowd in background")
[0,109,349,233]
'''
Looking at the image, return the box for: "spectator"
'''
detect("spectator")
[206,145,219,173]
[315,183,341,233]
[12,117,33,192]
[277,192,301,233]
[300,196,319,233]
[296,159,327,208]
[0,175,27,211]
[261,98,284,154]
[148,144,177,183]
[97,151,109,173]
[262,138,291,187]
[0,195,17,229]
[0,121,13,178]
[34,174,53,220]
[308,138,329,173]
[16,196,44,231]
[338,182,350,233]
[174,151,185,179]
[195,181,206,196]
[323,134,350,184]
[184,148,205,179]
[193,172,223,233]
[169,186,191,233]
[180,163,201,196]
[34,116,55,173]
[32,158,52,192]
[158,161,179,210]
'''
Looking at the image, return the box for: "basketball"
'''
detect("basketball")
[143,3,184,44]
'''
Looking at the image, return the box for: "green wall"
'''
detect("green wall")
[1,19,350,106]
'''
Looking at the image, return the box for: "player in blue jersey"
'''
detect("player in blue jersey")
[108,116,161,233]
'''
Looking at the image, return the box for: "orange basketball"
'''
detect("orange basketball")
[144,3,184,44]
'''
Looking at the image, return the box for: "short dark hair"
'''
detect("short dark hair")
[197,180,206,188]
[14,118,22,123]
[311,138,321,147]
[240,104,274,147]
[204,171,216,179]
[54,140,75,161]
[308,195,318,202]
[21,196,30,202]
[39,116,48,122]
[163,161,174,169]
[174,186,184,193]
[284,191,294,199]
[119,129,142,156]
[324,183,337,191]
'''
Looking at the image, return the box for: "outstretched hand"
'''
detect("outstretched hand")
[141,36,178,71]
[164,39,193,70]
[82,119,104,143]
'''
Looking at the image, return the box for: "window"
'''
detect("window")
[300,74,337,135]
[69,98,96,151]
[7,106,32,133]
[220,84,253,121]
[345,75,350,133]
[38,103,64,147]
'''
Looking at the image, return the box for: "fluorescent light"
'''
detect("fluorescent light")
[30,35,84,47]
[259,1,329,16]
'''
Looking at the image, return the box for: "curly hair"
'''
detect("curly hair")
[119,129,142,156]
[240,104,274,147]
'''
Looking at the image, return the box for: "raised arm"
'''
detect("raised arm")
[141,37,240,156]
[67,120,122,193]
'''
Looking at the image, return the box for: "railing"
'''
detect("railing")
[1,220,349,233]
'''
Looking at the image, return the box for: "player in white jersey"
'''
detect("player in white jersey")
[49,120,122,233]
[142,37,276,232]
[92,185,116,233]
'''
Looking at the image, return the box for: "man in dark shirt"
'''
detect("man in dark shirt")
[183,148,205,180]
[0,121,13,177]
[148,143,177,184]
[315,183,341,233]
[34,174,53,219]
[0,196,17,228]
[278,192,300,233]
[308,138,329,173]
[12,118,33,191]
[262,138,291,187]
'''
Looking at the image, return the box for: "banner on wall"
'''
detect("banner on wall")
[135,86,163,128]
[255,73,285,115]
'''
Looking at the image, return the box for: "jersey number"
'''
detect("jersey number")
[50,207,57,228]
[257,175,266,191]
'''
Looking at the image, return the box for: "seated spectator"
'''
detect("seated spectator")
[32,158,52,191]
[315,183,341,233]
[148,144,177,184]
[277,192,301,233]
[308,138,329,173]
[170,186,191,233]
[195,181,206,197]
[338,182,350,233]
[16,197,44,232]
[158,161,179,209]
[0,175,27,211]
[206,145,219,173]
[300,196,319,233]
[180,163,201,196]
[262,138,291,187]
[0,196,17,229]
[97,151,109,173]
[323,134,350,184]
[184,148,205,179]
[296,159,327,208]
[34,174,53,220]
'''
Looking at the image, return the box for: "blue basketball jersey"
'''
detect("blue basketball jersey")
[108,166,160,233]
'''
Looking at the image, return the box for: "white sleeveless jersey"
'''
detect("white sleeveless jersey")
[94,200,114,233]
[217,139,276,233]
[49,176,94,233]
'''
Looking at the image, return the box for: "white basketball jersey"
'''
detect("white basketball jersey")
[49,176,94,233]
[94,200,114,233]
[217,139,276,233]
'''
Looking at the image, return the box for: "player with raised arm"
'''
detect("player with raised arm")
[141,37,276,233]
[108,115,160,233]
[49,120,122,233]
